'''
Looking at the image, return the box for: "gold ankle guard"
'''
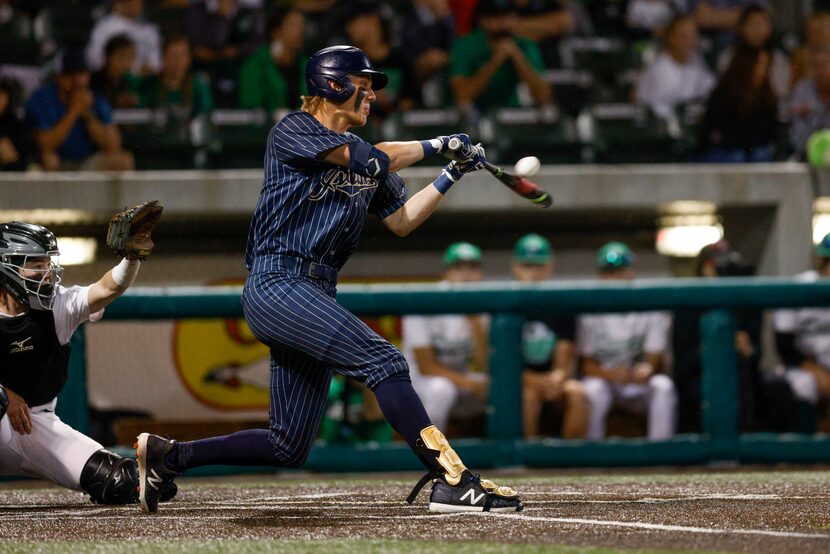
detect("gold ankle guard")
[419,425,466,486]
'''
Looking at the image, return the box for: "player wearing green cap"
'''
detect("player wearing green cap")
[511,234,588,439]
[578,242,676,441]
[401,243,490,432]
[773,233,830,429]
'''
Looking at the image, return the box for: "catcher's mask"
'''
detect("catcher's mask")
[0,222,63,311]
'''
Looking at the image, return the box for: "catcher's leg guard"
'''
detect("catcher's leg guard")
[406,425,522,512]
[80,449,139,505]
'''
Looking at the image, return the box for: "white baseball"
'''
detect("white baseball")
[514,156,540,177]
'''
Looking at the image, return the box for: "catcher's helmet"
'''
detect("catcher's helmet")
[0,221,63,310]
[305,45,388,104]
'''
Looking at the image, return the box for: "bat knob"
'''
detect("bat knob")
[447,137,461,151]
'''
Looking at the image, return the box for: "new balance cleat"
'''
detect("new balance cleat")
[428,470,523,513]
[135,433,179,514]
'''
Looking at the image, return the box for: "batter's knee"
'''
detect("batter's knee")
[267,430,314,468]
[365,348,411,390]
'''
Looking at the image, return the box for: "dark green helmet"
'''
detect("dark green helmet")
[513,233,552,264]
[816,233,830,258]
[596,241,634,270]
[442,242,482,266]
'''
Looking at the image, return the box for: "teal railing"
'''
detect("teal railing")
[59,278,830,473]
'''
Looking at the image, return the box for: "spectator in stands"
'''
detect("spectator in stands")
[401,242,490,434]
[787,46,830,159]
[674,241,793,433]
[773,234,830,434]
[512,234,588,439]
[132,36,214,117]
[25,49,133,171]
[341,3,411,118]
[625,0,689,38]
[578,242,676,441]
[697,45,778,162]
[184,0,265,64]
[401,0,455,107]
[238,7,306,113]
[510,0,580,69]
[690,0,769,46]
[716,5,789,99]
[635,14,715,120]
[0,78,30,171]
[91,35,139,109]
[86,0,162,75]
[791,11,830,90]
[450,0,551,116]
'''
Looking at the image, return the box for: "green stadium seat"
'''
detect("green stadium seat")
[590,103,681,163]
[544,69,593,117]
[560,37,641,85]
[383,109,471,165]
[206,109,275,169]
[36,2,99,48]
[114,108,203,170]
[0,11,41,65]
[479,107,587,165]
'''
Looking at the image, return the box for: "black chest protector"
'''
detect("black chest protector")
[0,310,70,406]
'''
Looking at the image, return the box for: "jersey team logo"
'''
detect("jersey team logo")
[309,168,378,201]
[9,336,34,354]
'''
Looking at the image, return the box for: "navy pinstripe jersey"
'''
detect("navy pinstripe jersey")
[245,110,408,272]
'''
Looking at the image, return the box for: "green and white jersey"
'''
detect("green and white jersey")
[576,311,671,370]
[522,316,576,373]
[402,314,488,378]
[774,271,830,368]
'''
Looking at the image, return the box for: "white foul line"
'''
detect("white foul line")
[484,513,830,540]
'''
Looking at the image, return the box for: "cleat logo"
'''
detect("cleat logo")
[460,489,485,505]
[147,469,165,490]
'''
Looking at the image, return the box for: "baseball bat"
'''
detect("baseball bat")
[447,138,552,208]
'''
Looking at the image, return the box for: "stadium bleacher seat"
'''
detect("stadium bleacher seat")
[113,108,203,170]
[383,108,472,165]
[479,107,587,165]
[206,109,275,169]
[0,10,41,66]
[589,103,680,163]
[35,1,101,49]
[545,69,593,117]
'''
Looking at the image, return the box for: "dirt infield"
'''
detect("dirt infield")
[1,469,829,553]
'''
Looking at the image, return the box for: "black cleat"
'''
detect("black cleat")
[428,470,524,513]
[135,433,179,514]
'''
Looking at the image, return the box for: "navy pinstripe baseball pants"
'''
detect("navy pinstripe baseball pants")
[242,263,410,467]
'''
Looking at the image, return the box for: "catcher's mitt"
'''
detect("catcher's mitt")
[106,200,163,260]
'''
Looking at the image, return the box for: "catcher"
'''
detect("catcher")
[0,201,173,505]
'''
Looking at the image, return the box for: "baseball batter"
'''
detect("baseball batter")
[578,242,677,441]
[136,45,523,514]
[0,208,170,505]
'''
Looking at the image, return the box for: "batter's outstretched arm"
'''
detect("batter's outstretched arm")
[323,141,427,173]
[382,184,444,237]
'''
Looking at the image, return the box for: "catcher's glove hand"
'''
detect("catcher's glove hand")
[106,200,163,260]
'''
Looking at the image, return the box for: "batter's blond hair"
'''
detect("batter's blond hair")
[300,96,324,115]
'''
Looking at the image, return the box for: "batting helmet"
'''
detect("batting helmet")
[0,221,63,310]
[305,45,388,104]
[596,241,634,271]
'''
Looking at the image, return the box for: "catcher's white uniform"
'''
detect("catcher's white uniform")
[0,286,104,490]
[577,311,677,441]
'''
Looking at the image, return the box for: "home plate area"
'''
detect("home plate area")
[1,470,829,553]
